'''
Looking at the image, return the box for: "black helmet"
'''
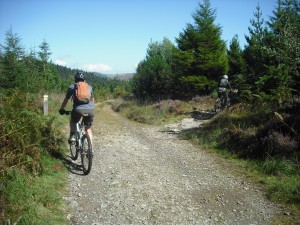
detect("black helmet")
[74,72,85,81]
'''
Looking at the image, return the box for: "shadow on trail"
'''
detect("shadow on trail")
[190,110,216,121]
[50,151,86,176]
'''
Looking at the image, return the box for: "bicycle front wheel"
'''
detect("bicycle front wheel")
[70,142,78,160]
[81,134,93,175]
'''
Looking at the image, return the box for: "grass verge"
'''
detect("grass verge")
[3,157,67,224]
[0,90,69,224]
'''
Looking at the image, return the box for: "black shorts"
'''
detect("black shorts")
[71,108,94,128]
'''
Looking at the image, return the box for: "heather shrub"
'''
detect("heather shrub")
[189,95,215,111]
[217,127,259,158]
[153,100,184,114]
[261,131,298,159]
[111,97,130,112]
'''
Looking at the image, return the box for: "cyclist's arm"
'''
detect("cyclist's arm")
[90,86,95,103]
[60,97,69,110]
[60,86,73,110]
[91,92,94,103]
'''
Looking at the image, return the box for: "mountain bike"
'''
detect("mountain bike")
[63,110,93,175]
[215,89,238,113]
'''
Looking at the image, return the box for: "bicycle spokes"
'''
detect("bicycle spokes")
[69,141,78,160]
[81,134,92,175]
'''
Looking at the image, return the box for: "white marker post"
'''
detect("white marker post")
[43,94,48,116]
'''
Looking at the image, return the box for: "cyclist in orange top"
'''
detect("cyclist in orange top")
[59,72,95,144]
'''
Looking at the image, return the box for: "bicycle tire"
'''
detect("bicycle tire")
[69,142,79,160]
[215,98,222,113]
[81,134,93,175]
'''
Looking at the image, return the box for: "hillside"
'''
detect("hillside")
[113,73,134,81]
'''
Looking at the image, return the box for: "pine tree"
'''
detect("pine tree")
[267,0,300,85]
[228,35,245,76]
[1,27,25,89]
[176,0,228,81]
[227,35,246,90]
[22,53,41,93]
[37,39,61,91]
[243,3,270,84]
[175,0,227,97]
[243,1,299,104]
[38,39,51,72]
[132,38,177,99]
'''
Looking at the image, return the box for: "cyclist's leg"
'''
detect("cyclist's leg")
[80,109,94,145]
[86,128,93,145]
[70,120,76,134]
[216,91,221,112]
[225,91,230,108]
[219,91,224,108]
[70,109,81,141]
[85,110,94,145]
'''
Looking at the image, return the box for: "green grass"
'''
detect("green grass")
[0,90,69,224]
[266,176,300,203]
[4,157,67,225]
[249,160,300,204]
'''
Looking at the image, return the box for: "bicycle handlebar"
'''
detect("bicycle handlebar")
[61,110,71,115]
[60,109,89,118]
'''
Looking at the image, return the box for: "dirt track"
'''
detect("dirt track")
[63,102,282,225]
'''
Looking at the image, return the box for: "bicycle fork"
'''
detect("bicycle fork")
[76,123,82,149]
[76,122,87,154]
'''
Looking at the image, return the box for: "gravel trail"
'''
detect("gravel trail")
[63,102,282,225]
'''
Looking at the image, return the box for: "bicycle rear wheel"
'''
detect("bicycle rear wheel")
[81,134,93,175]
[69,142,78,160]
[215,98,222,113]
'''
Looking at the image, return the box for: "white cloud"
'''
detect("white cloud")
[55,59,67,66]
[81,64,113,73]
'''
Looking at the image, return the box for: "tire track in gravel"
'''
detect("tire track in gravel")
[64,102,282,225]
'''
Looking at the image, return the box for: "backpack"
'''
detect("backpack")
[74,81,91,104]
[219,78,229,88]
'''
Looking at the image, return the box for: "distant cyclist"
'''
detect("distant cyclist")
[59,72,95,144]
[216,75,232,112]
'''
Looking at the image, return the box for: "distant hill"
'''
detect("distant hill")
[54,63,134,82]
[113,73,134,81]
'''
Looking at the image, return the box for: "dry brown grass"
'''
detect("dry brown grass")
[189,95,215,111]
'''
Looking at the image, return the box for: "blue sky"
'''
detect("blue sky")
[0,0,276,74]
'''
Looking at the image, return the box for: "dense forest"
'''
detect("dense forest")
[132,0,299,103]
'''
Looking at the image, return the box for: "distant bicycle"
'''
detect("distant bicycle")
[215,89,238,113]
[215,90,230,113]
[63,110,93,175]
